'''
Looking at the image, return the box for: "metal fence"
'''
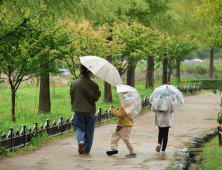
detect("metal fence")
[0,96,151,152]
[176,84,201,94]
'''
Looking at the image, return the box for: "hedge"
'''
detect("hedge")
[182,79,222,89]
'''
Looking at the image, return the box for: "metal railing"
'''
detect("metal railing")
[0,97,151,152]
[176,84,201,94]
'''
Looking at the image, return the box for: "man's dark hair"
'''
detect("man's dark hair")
[80,64,90,76]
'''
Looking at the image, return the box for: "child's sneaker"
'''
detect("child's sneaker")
[106,149,118,156]
[161,151,166,154]
[156,143,161,152]
[125,153,137,158]
[78,141,85,154]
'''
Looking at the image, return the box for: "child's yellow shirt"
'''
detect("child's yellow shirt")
[111,106,134,127]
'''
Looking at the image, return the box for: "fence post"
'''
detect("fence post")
[57,116,64,134]
[218,126,222,147]
[108,105,113,119]
[2,132,6,140]
[20,125,26,148]
[33,122,39,138]
[98,107,103,124]
[7,127,14,152]
[44,119,51,134]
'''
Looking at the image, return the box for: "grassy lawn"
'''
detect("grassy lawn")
[197,136,222,170]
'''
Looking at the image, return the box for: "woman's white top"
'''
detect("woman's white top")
[151,106,174,127]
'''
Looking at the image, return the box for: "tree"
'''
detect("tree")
[167,35,198,83]
[196,0,222,78]
[36,24,71,114]
[0,10,71,120]
[113,22,162,87]
[64,21,125,103]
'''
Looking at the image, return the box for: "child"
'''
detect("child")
[106,106,136,158]
[151,104,174,154]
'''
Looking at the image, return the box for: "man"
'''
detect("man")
[70,64,101,154]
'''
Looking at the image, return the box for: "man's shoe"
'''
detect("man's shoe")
[125,153,137,158]
[78,141,85,154]
[156,143,161,152]
[106,149,118,156]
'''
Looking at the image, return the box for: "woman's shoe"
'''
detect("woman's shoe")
[161,151,166,154]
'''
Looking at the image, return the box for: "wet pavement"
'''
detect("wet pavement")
[0,93,221,170]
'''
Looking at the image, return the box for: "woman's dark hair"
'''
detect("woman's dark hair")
[80,64,90,76]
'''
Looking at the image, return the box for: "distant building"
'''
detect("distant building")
[59,69,70,76]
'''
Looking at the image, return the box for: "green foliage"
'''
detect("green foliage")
[113,21,163,66]
[31,131,49,147]
[197,136,222,170]
[166,166,179,170]
[155,34,199,79]
[217,111,222,125]
[196,0,222,50]
[0,147,7,155]
[63,21,125,78]
[182,79,222,89]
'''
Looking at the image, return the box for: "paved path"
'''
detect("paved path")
[0,93,221,170]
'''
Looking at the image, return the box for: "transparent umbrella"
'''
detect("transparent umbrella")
[117,85,142,118]
[149,85,184,111]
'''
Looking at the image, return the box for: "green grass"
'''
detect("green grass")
[196,136,222,170]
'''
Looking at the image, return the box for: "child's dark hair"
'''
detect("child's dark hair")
[80,64,91,76]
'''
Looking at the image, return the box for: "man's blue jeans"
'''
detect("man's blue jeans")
[74,113,95,153]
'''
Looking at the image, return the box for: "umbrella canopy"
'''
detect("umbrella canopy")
[79,56,122,86]
[149,84,184,111]
[117,85,142,118]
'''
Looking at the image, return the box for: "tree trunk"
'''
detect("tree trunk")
[11,87,16,122]
[175,58,180,83]
[103,55,113,103]
[103,81,112,103]
[127,63,135,87]
[209,45,214,79]
[145,56,154,89]
[167,70,171,83]
[38,63,51,114]
[162,57,168,85]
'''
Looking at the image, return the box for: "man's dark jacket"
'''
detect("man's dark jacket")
[70,75,101,113]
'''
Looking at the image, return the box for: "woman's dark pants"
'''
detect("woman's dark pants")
[158,126,170,151]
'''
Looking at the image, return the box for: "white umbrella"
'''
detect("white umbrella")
[79,56,123,86]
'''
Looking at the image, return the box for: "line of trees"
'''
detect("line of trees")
[1,0,220,122]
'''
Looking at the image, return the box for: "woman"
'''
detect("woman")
[70,64,101,154]
[151,103,174,154]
